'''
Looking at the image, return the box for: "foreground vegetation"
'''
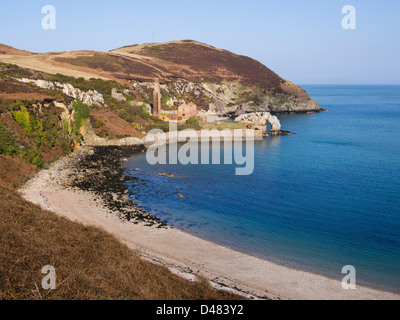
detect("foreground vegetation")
[0,68,242,300]
[0,99,72,169]
[0,178,240,300]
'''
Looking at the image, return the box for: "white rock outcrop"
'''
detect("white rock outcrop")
[15,78,104,105]
[111,88,126,102]
[235,112,281,133]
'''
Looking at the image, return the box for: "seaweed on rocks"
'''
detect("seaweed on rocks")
[66,146,167,228]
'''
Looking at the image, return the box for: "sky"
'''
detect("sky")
[1,0,399,84]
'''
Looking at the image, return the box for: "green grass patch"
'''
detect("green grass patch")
[73,100,90,132]
[186,117,199,126]
[0,120,19,156]
[12,105,32,134]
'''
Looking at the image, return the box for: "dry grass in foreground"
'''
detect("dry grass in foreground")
[0,181,241,300]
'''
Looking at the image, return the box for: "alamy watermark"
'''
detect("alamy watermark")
[145,122,255,176]
[41,265,56,290]
[42,5,56,30]
[40,5,356,31]
[342,5,356,30]
[342,265,356,290]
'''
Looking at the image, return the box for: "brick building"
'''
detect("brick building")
[178,102,197,121]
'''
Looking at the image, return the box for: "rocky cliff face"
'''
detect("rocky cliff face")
[131,79,321,118]
[15,78,104,106]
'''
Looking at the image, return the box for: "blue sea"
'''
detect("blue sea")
[123,85,400,293]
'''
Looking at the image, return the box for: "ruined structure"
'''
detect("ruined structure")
[178,102,197,121]
[235,112,282,135]
[160,110,178,122]
[158,102,198,122]
[153,78,161,117]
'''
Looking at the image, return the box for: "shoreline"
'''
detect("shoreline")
[20,146,400,300]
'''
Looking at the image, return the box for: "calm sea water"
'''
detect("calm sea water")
[123,85,400,292]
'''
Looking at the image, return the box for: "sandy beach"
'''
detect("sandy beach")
[19,148,400,300]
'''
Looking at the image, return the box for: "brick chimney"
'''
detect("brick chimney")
[153,78,161,117]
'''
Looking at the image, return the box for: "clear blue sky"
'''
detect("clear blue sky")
[1,0,399,84]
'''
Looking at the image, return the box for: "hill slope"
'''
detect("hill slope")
[0,74,240,300]
[111,40,305,95]
[0,44,32,56]
[0,40,323,115]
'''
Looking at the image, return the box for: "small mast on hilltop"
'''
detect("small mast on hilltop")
[153,78,161,117]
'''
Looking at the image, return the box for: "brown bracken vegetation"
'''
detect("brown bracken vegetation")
[0,155,36,188]
[90,109,145,139]
[0,180,242,299]
[48,40,309,98]
[0,43,32,56]
[0,179,241,300]
[0,75,58,102]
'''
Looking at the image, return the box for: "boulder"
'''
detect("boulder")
[111,88,126,102]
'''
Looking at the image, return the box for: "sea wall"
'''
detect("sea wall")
[84,129,263,147]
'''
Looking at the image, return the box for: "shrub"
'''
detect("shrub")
[0,121,19,155]
[161,89,172,107]
[145,123,170,132]
[73,101,90,132]
[96,131,106,138]
[93,120,104,129]
[11,104,49,147]
[116,104,150,124]
[12,105,32,134]
[32,154,44,168]
[47,128,59,147]
[186,117,199,126]
[31,118,46,147]
[63,120,70,135]
[28,149,44,168]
